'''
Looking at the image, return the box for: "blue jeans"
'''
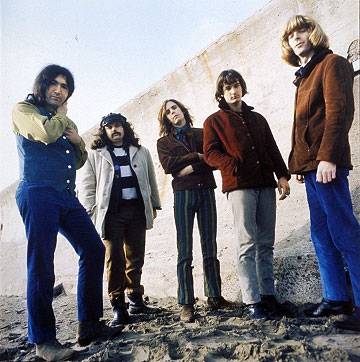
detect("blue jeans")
[305,169,360,306]
[16,182,105,344]
[174,189,221,305]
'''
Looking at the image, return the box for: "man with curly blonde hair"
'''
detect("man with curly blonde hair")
[281,15,360,331]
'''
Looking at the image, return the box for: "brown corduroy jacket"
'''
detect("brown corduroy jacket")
[289,52,354,174]
[203,101,290,193]
[157,127,216,191]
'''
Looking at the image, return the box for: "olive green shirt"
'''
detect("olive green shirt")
[12,101,87,169]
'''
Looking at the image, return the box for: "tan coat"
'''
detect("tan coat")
[77,145,161,238]
[289,53,354,174]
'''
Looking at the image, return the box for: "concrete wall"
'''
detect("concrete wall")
[1,0,359,303]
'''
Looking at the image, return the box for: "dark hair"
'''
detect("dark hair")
[215,69,248,101]
[26,64,75,106]
[158,99,194,137]
[91,113,140,149]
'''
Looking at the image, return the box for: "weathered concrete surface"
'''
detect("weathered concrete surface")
[1,0,359,303]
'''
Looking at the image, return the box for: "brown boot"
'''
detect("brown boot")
[36,339,74,361]
[207,296,235,310]
[77,320,124,346]
[180,305,195,323]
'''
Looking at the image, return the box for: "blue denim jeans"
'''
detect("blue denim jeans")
[16,182,105,344]
[305,169,360,306]
[174,189,221,305]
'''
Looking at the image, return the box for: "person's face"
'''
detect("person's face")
[45,75,69,109]
[165,101,186,127]
[288,28,313,59]
[222,81,242,106]
[104,121,124,146]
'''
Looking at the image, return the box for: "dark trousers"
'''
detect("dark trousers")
[305,169,360,306]
[103,200,146,304]
[174,188,221,305]
[15,183,105,344]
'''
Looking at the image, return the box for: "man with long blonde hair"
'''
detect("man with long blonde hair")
[281,15,360,331]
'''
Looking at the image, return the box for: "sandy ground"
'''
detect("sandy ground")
[1,292,360,362]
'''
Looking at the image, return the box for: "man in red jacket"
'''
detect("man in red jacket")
[157,99,231,322]
[203,70,290,319]
[281,15,360,331]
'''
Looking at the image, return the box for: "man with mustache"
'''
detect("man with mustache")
[78,113,161,326]
[12,65,122,361]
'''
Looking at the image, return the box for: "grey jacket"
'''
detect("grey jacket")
[77,145,161,238]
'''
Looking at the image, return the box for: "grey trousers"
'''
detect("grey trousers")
[228,187,276,304]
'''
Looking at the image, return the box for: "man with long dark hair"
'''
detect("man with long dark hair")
[12,64,122,361]
[78,113,161,326]
[157,99,230,323]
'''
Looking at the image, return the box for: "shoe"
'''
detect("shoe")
[111,303,129,326]
[261,294,287,318]
[306,299,353,317]
[245,302,268,320]
[180,305,195,323]
[207,296,234,310]
[36,339,74,361]
[128,293,157,314]
[77,320,124,346]
[334,307,360,332]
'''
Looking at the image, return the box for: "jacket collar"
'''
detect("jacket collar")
[218,99,254,116]
[293,48,333,87]
[97,144,138,163]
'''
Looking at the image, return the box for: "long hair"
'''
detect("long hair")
[215,69,248,102]
[26,64,75,106]
[91,115,141,150]
[158,99,194,137]
[281,15,330,66]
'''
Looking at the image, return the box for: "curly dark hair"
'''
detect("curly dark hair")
[26,64,75,106]
[158,99,194,137]
[91,114,141,149]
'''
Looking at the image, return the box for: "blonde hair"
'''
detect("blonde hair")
[281,15,329,66]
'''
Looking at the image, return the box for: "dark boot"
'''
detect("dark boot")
[77,320,124,346]
[127,293,157,314]
[306,299,353,317]
[244,302,268,320]
[111,299,129,326]
[261,294,288,318]
[207,296,235,310]
[334,307,360,332]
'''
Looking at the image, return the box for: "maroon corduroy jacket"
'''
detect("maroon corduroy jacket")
[289,53,354,174]
[157,127,216,191]
[203,101,290,193]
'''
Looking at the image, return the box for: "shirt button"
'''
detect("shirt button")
[66,180,70,184]
[256,161,260,164]
[63,136,67,140]
[68,165,72,169]
[251,146,255,150]
[247,133,250,137]
[133,165,137,168]
[66,150,70,154]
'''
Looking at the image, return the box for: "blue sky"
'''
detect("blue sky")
[0,0,269,189]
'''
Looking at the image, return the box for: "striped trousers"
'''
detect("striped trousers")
[174,188,222,305]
